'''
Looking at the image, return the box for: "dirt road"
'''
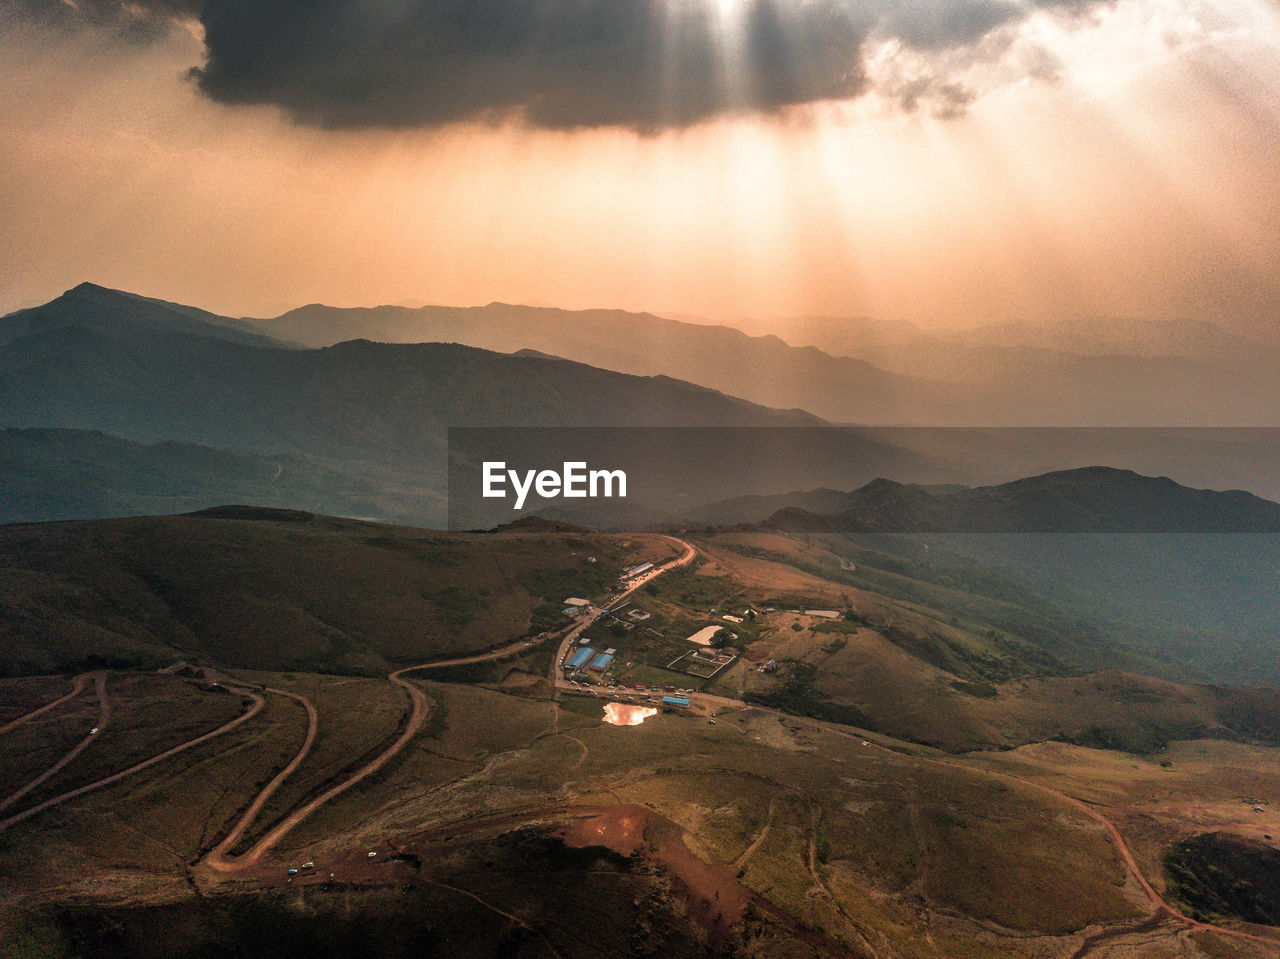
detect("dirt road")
[0,672,92,735]
[202,666,432,870]
[202,687,319,871]
[0,672,110,813]
[760,704,1280,952]
[0,684,265,835]
[201,537,698,873]
[1038,786,1280,951]
[550,536,697,688]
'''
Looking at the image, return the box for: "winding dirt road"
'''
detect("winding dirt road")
[766,705,1280,952]
[202,666,432,870]
[202,687,319,871]
[0,672,110,813]
[0,672,93,736]
[0,685,265,835]
[550,536,697,690]
[201,537,698,873]
[1036,785,1280,951]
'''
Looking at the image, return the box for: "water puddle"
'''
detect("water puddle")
[603,702,658,726]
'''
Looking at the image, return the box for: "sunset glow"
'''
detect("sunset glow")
[2,0,1278,335]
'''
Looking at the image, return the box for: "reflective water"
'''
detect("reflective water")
[603,702,658,726]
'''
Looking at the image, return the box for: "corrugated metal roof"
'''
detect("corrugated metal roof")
[567,647,595,668]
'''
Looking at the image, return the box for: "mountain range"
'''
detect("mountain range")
[1,284,826,525]
[5,283,1280,528]
[259,298,1280,425]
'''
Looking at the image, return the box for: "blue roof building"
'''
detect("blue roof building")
[567,647,595,669]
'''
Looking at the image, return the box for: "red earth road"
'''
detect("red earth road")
[0,672,110,814]
[0,684,265,835]
[0,672,92,735]
[202,686,319,871]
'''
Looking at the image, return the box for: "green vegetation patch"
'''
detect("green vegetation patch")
[421,585,492,631]
[1164,832,1280,926]
[744,662,871,730]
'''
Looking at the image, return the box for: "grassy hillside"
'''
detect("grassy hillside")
[4,670,1278,958]
[687,532,1280,753]
[0,511,675,675]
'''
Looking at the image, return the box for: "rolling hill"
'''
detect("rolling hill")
[0,510,675,676]
[6,285,1280,530]
[688,529,1280,753]
[0,285,827,526]
[758,467,1280,533]
[717,469,1280,684]
[0,429,419,525]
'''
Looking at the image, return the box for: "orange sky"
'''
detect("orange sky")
[2,0,1279,334]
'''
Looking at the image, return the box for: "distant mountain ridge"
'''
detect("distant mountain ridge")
[254,298,1280,425]
[759,467,1280,533]
[6,283,1280,529]
[0,285,823,526]
[255,299,975,425]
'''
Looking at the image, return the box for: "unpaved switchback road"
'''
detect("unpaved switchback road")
[0,672,93,736]
[203,667,432,871]
[0,685,265,835]
[0,672,110,813]
[202,687,319,871]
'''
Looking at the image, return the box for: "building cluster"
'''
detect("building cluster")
[566,646,614,673]
[561,597,591,618]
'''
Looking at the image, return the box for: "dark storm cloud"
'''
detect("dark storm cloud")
[15,0,1111,129]
[186,0,876,132]
[4,0,200,42]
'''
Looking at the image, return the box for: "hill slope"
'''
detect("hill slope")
[0,429,423,525]
[738,470,1280,683]
[0,512,675,676]
[0,286,827,526]
[1,282,292,351]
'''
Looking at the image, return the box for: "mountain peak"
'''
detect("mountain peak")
[62,281,125,302]
[2,283,291,351]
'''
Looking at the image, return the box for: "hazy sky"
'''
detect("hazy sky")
[2,0,1279,332]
